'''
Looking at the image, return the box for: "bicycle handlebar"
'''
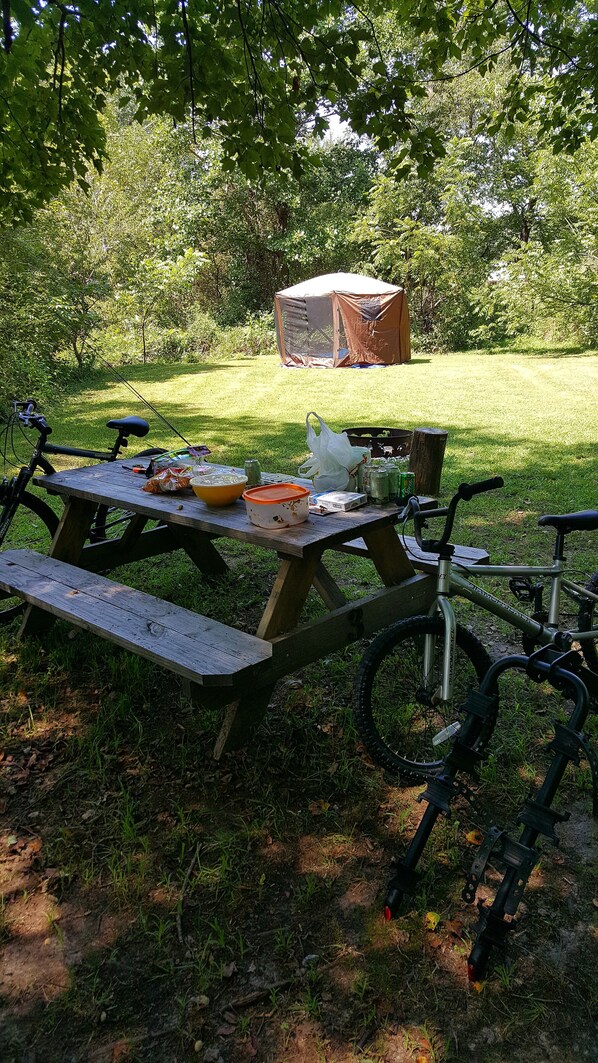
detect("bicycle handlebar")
[403,476,504,554]
[457,476,504,502]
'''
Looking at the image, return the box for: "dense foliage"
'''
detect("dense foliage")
[1,1,596,221]
[1,4,596,403]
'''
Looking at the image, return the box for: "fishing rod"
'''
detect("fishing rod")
[98,355,194,449]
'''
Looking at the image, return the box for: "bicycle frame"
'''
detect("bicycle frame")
[0,432,119,537]
[425,557,598,703]
[0,403,148,548]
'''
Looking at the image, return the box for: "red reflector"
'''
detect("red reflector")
[467,962,477,982]
[384,906,392,922]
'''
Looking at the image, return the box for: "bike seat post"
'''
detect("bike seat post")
[111,431,129,459]
[552,529,566,562]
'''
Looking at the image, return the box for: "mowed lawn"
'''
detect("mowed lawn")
[55,346,597,570]
[1,346,597,1063]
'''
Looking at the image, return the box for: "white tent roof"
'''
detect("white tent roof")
[277,272,402,298]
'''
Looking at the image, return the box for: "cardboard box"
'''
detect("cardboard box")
[316,491,368,512]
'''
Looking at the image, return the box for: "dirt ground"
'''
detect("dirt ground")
[1,623,597,1063]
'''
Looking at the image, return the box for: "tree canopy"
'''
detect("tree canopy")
[1,0,596,222]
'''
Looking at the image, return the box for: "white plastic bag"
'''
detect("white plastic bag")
[298,412,369,492]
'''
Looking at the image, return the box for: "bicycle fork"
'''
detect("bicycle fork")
[424,558,457,707]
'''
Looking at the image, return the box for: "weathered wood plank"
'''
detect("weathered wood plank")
[331,533,490,573]
[79,524,176,571]
[35,461,406,559]
[0,550,272,687]
[19,496,98,638]
[167,525,229,576]
[256,554,322,640]
[361,524,415,584]
[213,686,274,760]
[268,573,436,677]
[312,561,347,610]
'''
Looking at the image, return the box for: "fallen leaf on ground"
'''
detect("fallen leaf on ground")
[424,911,441,930]
[445,920,464,938]
[465,829,484,845]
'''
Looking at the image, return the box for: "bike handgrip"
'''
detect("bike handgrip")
[32,414,51,434]
[458,477,504,502]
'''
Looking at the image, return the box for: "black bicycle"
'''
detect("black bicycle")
[0,398,163,622]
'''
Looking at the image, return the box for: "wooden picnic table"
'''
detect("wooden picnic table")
[7,461,440,757]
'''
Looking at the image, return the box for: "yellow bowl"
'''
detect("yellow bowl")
[190,473,248,507]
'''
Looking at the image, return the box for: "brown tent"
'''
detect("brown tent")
[275,272,410,368]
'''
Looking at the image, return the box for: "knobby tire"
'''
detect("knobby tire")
[353,615,494,782]
[0,492,59,624]
[578,571,598,673]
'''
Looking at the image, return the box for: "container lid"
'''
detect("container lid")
[243,483,310,504]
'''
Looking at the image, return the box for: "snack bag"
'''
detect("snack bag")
[142,467,192,494]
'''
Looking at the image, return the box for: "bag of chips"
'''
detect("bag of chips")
[142,467,192,494]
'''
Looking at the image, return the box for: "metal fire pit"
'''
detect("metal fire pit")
[343,426,413,458]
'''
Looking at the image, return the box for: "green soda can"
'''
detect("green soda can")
[386,461,400,500]
[398,470,415,500]
[360,461,373,496]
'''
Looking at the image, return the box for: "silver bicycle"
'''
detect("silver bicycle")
[353,476,598,780]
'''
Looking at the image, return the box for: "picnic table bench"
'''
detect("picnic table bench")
[0,549,273,687]
[0,461,488,757]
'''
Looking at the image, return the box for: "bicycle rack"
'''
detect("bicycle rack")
[383,646,598,981]
[383,688,499,920]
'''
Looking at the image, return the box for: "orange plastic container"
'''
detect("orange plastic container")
[243,483,310,528]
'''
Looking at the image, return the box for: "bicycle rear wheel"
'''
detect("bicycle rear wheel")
[578,571,598,672]
[88,448,166,543]
[0,492,59,623]
[353,615,494,781]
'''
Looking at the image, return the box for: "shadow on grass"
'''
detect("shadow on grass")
[481,343,595,359]
[1,623,595,1063]
[1,365,596,1059]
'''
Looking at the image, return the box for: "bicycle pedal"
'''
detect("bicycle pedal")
[509,577,535,602]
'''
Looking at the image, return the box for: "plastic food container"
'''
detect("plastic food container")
[243,483,310,528]
[190,472,248,506]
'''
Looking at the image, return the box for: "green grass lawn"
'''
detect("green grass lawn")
[52,346,597,571]
[1,347,597,1062]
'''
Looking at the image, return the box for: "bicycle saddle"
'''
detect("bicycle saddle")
[538,510,598,533]
[106,416,150,438]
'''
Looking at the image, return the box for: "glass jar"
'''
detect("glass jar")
[369,468,390,505]
[243,459,262,486]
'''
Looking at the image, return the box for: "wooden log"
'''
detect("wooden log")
[408,427,448,497]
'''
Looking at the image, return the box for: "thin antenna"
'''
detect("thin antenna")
[98,356,192,448]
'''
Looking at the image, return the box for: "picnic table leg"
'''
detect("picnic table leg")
[167,525,229,576]
[19,497,98,638]
[312,560,347,609]
[361,525,415,585]
[213,553,321,759]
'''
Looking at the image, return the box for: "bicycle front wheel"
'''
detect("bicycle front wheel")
[353,615,494,781]
[0,492,59,624]
[578,571,598,672]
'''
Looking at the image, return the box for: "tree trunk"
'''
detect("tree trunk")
[408,427,448,498]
